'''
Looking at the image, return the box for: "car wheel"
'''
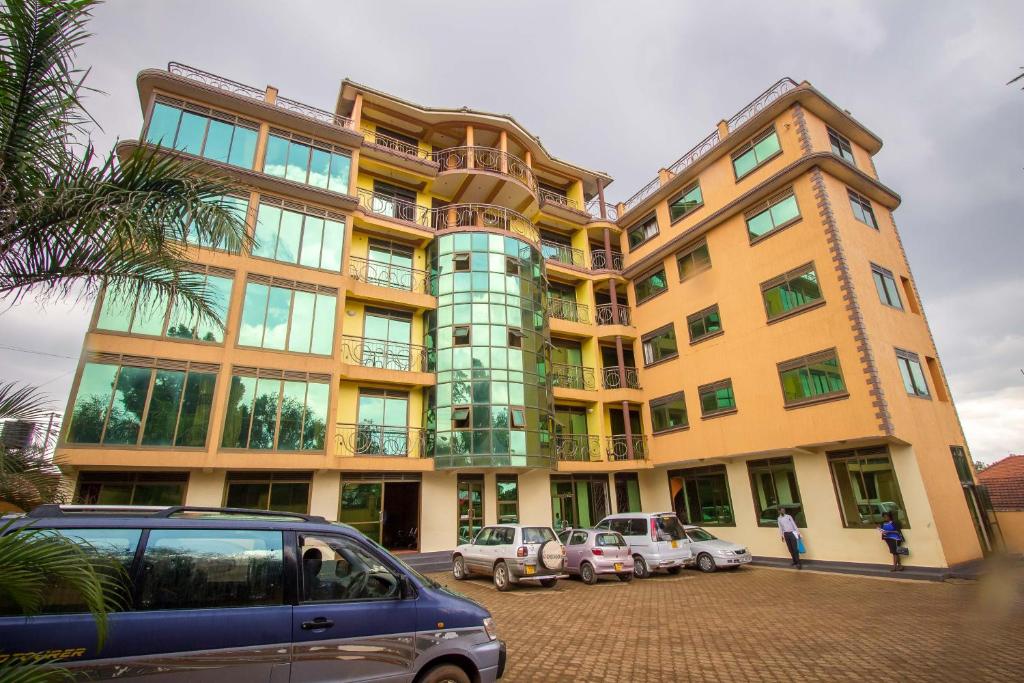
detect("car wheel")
[452,555,466,580]
[697,553,717,573]
[633,555,650,579]
[419,662,471,683]
[493,561,511,591]
[580,562,597,585]
[617,572,633,583]
[539,578,558,588]
[666,566,682,575]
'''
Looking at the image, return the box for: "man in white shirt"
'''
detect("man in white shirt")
[777,507,802,569]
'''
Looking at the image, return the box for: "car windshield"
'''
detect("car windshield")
[687,528,717,542]
[655,515,686,541]
[522,527,556,544]
[596,532,626,547]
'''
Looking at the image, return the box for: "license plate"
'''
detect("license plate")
[614,563,623,571]
[671,541,678,549]
[525,565,536,575]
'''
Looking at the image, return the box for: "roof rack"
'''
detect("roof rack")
[27,504,327,523]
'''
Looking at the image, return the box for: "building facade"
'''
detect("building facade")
[56,63,993,568]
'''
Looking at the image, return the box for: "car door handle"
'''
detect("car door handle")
[301,617,335,631]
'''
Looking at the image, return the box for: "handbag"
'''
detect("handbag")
[796,537,806,554]
[895,546,909,556]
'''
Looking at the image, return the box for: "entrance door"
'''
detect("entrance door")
[457,475,484,544]
[551,479,576,531]
[339,482,383,543]
[381,481,419,550]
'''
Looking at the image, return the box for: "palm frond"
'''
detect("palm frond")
[0,447,67,511]
[0,662,73,683]
[0,380,53,422]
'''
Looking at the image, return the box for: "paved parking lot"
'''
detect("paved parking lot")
[426,564,1024,682]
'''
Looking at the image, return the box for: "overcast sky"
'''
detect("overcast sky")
[1,0,1021,462]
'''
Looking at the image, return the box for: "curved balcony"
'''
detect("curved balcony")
[547,298,591,324]
[590,250,624,272]
[348,255,430,294]
[595,303,632,327]
[554,434,601,462]
[340,335,430,374]
[601,366,641,390]
[550,363,596,391]
[336,423,426,458]
[606,434,648,461]
[356,188,432,230]
[433,203,539,245]
[432,146,538,210]
[541,240,586,269]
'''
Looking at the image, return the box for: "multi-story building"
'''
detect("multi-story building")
[56,63,996,569]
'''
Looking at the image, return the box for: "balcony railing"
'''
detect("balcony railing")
[362,127,433,161]
[547,298,591,324]
[433,146,538,194]
[541,240,586,268]
[340,335,430,373]
[167,62,355,130]
[554,434,601,461]
[539,188,581,211]
[357,188,432,229]
[348,255,430,294]
[585,199,619,222]
[550,363,596,391]
[602,366,641,390]
[433,203,539,245]
[606,434,648,461]
[336,423,426,457]
[590,250,624,271]
[595,303,632,326]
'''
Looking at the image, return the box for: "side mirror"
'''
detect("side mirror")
[399,574,417,599]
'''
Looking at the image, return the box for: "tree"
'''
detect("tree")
[974,460,988,472]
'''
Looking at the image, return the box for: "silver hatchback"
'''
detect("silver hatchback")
[557,528,635,584]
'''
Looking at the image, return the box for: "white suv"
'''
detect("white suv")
[596,512,694,578]
[452,524,566,591]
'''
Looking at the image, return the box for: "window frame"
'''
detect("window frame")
[895,349,930,398]
[827,127,856,165]
[760,262,825,322]
[626,214,659,251]
[298,532,403,604]
[74,471,189,506]
[668,182,704,224]
[697,379,736,418]
[649,391,689,434]
[220,371,331,452]
[634,266,670,305]
[237,278,338,356]
[745,188,802,244]
[776,348,848,408]
[847,189,878,229]
[871,264,904,310]
[223,471,313,513]
[686,304,723,344]
[453,252,471,272]
[640,323,679,367]
[496,474,520,524]
[676,240,711,282]
[826,446,910,529]
[731,127,783,181]
[747,456,805,528]
[145,97,259,170]
[668,465,735,527]
[262,130,352,194]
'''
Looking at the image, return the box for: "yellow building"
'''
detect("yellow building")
[56,63,995,569]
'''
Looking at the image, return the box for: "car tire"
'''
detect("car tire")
[618,572,633,582]
[666,566,682,575]
[493,561,512,591]
[580,562,597,585]
[539,578,558,588]
[419,662,471,683]
[452,555,467,580]
[633,555,650,579]
[697,553,717,573]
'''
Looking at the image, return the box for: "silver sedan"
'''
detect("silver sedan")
[684,525,752,572]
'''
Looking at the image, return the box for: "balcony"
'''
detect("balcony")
[348,255,430,294]
[550,363,596,391]
[541,240,586,269]
[553,434,601,462]
[590,250,624,271]
[585,199,619,222]
[547,298,591,324]
[606,434,648,461]
[595,303,632,326]
[432,147,538,211]
[433,203,539,245]
[539,188,589,223]
[356,188,432,230]
[336,423,426,458]
[339,335,430,374]
[602,366,641,390]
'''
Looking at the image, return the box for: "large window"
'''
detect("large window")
[182,194,249,252]
[745,189,800,241]
[221,370,330,451]
[668,183,703,222]
[238,278,337,355]
[828,447,909,528]
[748,457,805,527]
[778,348,847,406]
[225,471,311,513]
[253,200,345,272]
[634,268,669,304]
[96,267,234,344]
[263,131,351,193]
[828,127,856,165]
[361,308,414,370]
[871,264,903,309]
[65,359,218,448]
[698,379,736,417]
[641,324,678,366]
[676,241,711,281]
[848,189,878,228]
[669,466,734,526]
[686,304,722,343]
[627,214,659,250]
[75,472,187,506]
[497,475,519,523]
[650,392,688,433]
[761,263,823,320]
[356,389,409,456]
[146,98,258,168]
[732,127,781,179]
[365,239,415,289]
[895,349,930,398]
[614,473,642,513]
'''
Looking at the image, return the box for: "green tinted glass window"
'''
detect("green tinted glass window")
[627,215,659,250]
[677,242,711,280]
[746,191,800,240]
[238,281,336,355]
[641,326,678,365]
[98,272,232,343]
[871,265,903,309]
[698,380,735,416]
[748,457,805,527]
[221,374,328,451]
[732,129,781,179]
[761,265,823,319]
[669,183,703,222]
[828,447,909,529]
[650,393,688,433]
[144,101,256,168]
[778,349,847,405]
[634,268,668,303]
[687,305,722,342]
[263,134,351,194]
[896,350,930,398]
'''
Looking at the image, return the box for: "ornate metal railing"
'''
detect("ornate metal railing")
[433,146,538,195]
[432,203,539,245]
[539,188,581,211]
[595,303,632,326]
[550,363,596,391]
[336,423,426,458]
[620,177,661,216]
[362,127,434,161]
[541,240,585,268]
[547,298,590,324]
[356,189,432,228]
[585,199,619,222]
[602,366,641,390]
[606,434,648,461]
[340,335,430,373]
[727,78,799,132]
[668,130,721,176]
[554,434,601,462]
[348,255,430,294]
[590,250,624,271]
[167,62,355,130]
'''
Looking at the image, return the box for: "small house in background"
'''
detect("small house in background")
[977,455,1024,554]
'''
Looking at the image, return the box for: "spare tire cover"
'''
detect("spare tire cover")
[539,540,564,571]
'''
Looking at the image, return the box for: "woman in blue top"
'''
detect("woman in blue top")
[880,511,904,572]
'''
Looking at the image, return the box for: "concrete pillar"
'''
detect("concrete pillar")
[466,125,475,169]
[264,86,278,104]
[498,130,508,174]
[351,93,364,128]
[717,119,730,140]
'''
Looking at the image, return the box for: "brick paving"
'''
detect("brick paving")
[427,564,1024,682]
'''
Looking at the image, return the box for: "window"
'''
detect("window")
[505,257,520,276]
[182,194,249,251]
[299,534,401,602]
[614,473,642,513]
[497,475,519,523]
[371,180,419,221]
[895,349,930,398]
[263,131,351,193]
[687,305,723,343]
[627,214,659,250]
[221,371,330,451]
[828,127,855,165]
[761,264,823,320]
[848,189,878,228]
[453,252,471,271]
[364,239,415,289]
[75,472,187,506]
[669,465,734,526]
[745,189,800,241]
[238,279,337,355]
[634,268,669,304]
[748,457,805,527]
[668,183,703,222]
[360,308,413,370]
[507,328,523,348]
[96,267,234,344]
[510,408,526,429]
[453,406,471,429]
[676,241,711,281]
[778,348,847,406]
[641,324,678,366]
[65,360,218,447]
[356,389,409,456]
[374,126,419,150]
[871,264,903,309]
[650,392,688,433]
[698,379,736,417]
[828,447,909,529]
[139,529,284,610]
[604,518,648,537]
[252,201,345,271]
[224,471,312,512]
[453,325,471,346]
[146,98,258,168]
[732,127,781,179]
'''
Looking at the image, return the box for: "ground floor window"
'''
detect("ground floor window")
[828,447,909,528]
[668,465,735,526]
[457,475,484,545]
[747,457,805,527]
[339,473,420,550]
[551,475,610,530]
[224,471,311,513]
[614,473,642,513]
[496,475,519,523]
[75,471,187,506]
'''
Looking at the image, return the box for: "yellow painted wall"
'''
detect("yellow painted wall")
[996,511,1024,554]
[185,470,226,506]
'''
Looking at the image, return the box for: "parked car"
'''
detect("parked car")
[452,523,566,591]
[0,504,506,683]
[683,525,752,573]
[557,528,634,584]
[595,512,694,578]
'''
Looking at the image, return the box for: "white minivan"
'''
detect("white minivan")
[596,512,694,578]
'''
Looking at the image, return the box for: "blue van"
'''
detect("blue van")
[0,505,506,682]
